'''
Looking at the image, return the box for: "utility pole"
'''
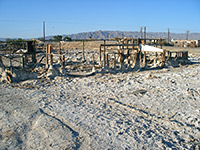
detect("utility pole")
[140,27,143,39]
[144,26,146,40]
[186,30,189,40]
[168,28,170,43]
[43,21,45,43]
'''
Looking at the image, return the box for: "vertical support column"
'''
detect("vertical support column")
[160,51,166,68]
[127,53,131,69]
[92,54,95,68]
[82,40,85,61]
[139,51,142,66]
[46,45,48,68]
[99,46,102,66]
[46,44,52,68]
[61,55,65,68]
[132,51,135,67]
[103,40,106,67]
[143,52,146,67]
[106,53,109,68]
[137,38,140,53]
[50,54,53,66]
[156,40,158,47]
[32,41,37,63]
[132,39,134,51]
[166,51,170,60]
[186,51,188,59]
[126,39,129,50]
[114,54,116,69]
[9,44,12,72]
[22,54,25,70]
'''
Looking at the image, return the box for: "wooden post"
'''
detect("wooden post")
[106,53,109,68]
[22,55,25,69]
[160,51,166,68]
[143,52,146,68]
[103,40,106,67]
[137,38,140,53]
[132,39,135,50]
[82,40,85,61]
[61,55,65,68]
[126,39,128,50]
[139,51,142,65]
[114,54,116,69]
[169,51,172,58]
[50,54,53,66]
[156,40,158,47]
[46,45,49,68]
[46,44,52,68]
[9,44,12,71]
[92,54,95,68]
[132,51,135,67]
[99,46,102,66]
[32,41,37,63]
[160,39,163,49]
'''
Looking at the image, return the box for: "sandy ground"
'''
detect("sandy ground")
[0,45,200,149]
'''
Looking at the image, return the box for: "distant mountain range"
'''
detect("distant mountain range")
[64,30,200,40]
[1,30,200,41]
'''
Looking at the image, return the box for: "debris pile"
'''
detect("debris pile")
[0,39,192,83]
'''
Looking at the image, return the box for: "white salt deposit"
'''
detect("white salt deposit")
[0,49,200,149]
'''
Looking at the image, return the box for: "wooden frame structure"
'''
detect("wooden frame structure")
[99,38,188,71]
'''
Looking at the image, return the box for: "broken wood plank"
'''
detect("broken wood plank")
[128,89,147,95]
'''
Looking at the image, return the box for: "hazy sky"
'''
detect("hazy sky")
[0,0,199,38]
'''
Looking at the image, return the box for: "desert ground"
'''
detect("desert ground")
[0,42,200,149]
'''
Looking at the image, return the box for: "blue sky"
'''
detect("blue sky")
[0,0,199,38]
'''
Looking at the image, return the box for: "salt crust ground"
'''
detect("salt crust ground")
[0,54,200,149]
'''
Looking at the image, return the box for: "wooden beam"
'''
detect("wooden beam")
[100,43,138,47]
[92,54,95,68]
[22,55,25,70]
[50,54,53,66]
[61,55,65,68]
[106,53,109,68]
[99,46,102,66]
[103,40,106,67]
[82,40,85,61]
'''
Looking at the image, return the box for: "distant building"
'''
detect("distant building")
[173,40,200,47]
